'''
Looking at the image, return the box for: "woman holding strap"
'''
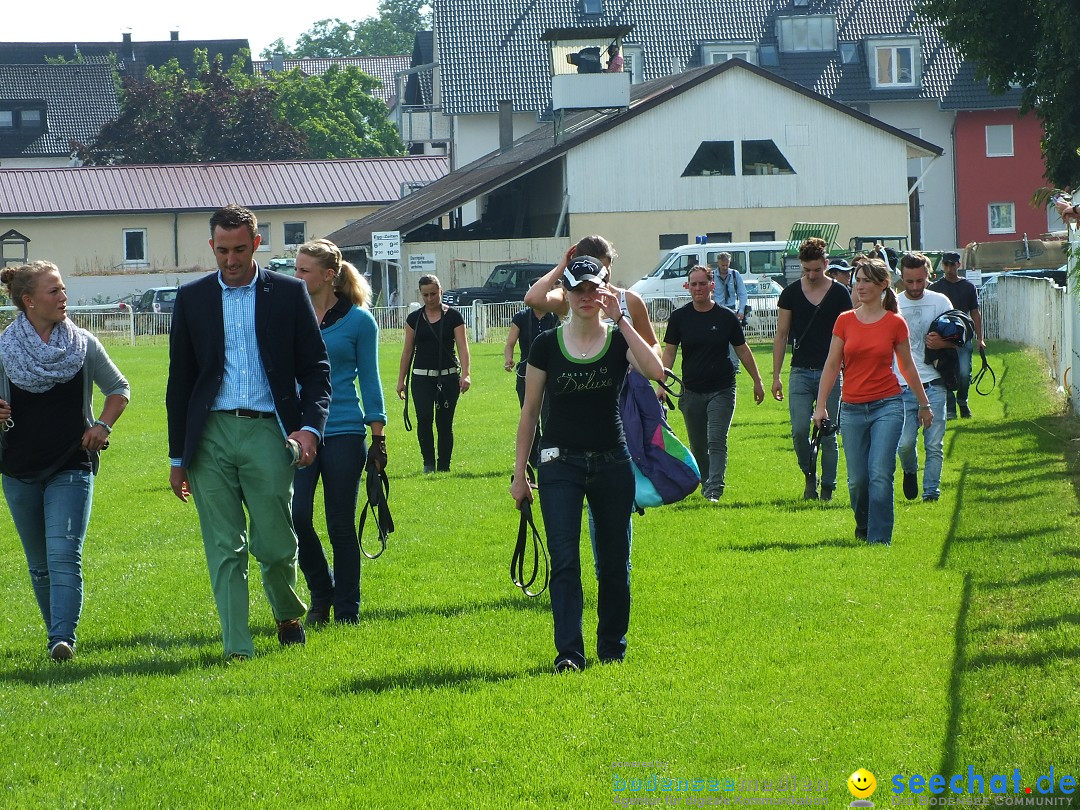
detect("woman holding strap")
[291,239,386,625]
[0,261,129,661]
[512,255,664,673]
[812,258,931,546]
[396,275,471,473]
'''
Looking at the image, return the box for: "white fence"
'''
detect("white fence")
[980,274,1080,414]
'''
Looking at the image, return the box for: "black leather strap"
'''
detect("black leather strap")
[510,469,547,597]
[972,348,996,395]
[358,462,394,560]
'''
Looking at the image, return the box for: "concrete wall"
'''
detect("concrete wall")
[0,205,382,274]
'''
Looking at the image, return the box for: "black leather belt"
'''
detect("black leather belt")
[923,380,944,389]
[218,408,275,419]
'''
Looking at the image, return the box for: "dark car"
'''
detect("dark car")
[133,287,178,314]
[442,262,551,306]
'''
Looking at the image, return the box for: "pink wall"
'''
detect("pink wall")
[954,109,1048,246]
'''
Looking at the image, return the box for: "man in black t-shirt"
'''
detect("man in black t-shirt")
[771,238,853,500]
[663,266,764,501]
[930,252,985,419]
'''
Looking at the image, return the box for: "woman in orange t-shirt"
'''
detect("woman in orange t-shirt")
[812,258,931,545]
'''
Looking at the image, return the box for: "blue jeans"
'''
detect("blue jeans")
[788,367,842,489]
[679,384,736,497]
[898,383,948,498]
[946,343,974,411]
[292,433,367,621]
[840,395,905,544]
[538,444,634,668]
[3,470,94,649]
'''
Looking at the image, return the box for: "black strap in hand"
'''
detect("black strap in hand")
[358,460,394,560]
[510,471,548,597]
[972,348,996,395]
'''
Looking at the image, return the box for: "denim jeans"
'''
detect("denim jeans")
[538,444,633,668]
[3,469,94,649]
[516,368,550,470]
[898,383,948,498]
[411,373,460,470]
[292,433,367,621]
[840,395,905,544]
[946,343,974,411]
[788,367,842,488]
[679,384,736,497]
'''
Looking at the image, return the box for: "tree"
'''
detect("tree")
[260,0,430,58]
[269,66,404,158]
[80,51,307,165]
[918,0,1080,187]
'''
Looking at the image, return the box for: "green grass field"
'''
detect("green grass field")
[0,340,1077,808]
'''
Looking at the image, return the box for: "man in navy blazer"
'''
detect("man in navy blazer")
[166,204,331,659]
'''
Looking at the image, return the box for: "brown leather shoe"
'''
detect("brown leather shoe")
[276,618,306,647]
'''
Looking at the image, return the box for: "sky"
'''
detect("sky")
[2,0,383,58]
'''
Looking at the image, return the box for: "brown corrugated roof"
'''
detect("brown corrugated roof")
[0,157,448,216]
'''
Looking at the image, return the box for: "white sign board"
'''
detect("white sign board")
[371,231,401,260]
[409,253,437,274]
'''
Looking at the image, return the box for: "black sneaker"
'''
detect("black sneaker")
[946,409,957,420]
[903,472,919,501]
[922,493,940,502]
[554,657,583,673]
[802,472,818,500]
[49,641,74,662]
[277,618,306,647]
[959,404,972,418]
[855,527,868,541]
[820,486,834,502]
[305,604,331,627]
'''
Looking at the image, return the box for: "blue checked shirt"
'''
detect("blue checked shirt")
[211,272,277,414]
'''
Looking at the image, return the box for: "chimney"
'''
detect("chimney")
[272,53,285,72]
[121,31,135,62]
[170,30,179,41]
[498,100,514,152]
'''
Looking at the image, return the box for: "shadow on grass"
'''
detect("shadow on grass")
[722,538,857,553]
[0,646,225,686]
[361,593,549,624]
[338,662,552,694]
[938,572,972,778]
[936,462,968,570]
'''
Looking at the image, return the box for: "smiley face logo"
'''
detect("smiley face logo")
[848,769,877,799]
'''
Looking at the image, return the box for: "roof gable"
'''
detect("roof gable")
[252,56,411,105]
[0,39,252,77]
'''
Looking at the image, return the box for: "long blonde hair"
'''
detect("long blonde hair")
[297,239,371,308]
[854,258,898,313]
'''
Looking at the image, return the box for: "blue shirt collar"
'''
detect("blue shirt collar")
[216,264,260,292]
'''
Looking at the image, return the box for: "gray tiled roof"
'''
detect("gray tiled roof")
[327,59,941,249]
[0,39,252,78]
[0,64,119,158]
[252,56,411,105]
[433,0,1020,115]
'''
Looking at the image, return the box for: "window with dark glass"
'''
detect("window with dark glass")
[659,234,689,251]
[682,141,736,177]
[741,140,795,175]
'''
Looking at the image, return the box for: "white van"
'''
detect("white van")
[629,241,787,320]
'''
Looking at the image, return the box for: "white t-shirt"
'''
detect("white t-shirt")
[894,289,953,385]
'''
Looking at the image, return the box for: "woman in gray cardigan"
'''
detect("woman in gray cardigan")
[0,261,130,662]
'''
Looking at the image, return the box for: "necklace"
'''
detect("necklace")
[572,329,604,358]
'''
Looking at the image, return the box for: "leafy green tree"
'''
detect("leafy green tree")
[261,0,430,58]
[79,51,306,164]
[918,0,1080,187]
[269,66,404,158]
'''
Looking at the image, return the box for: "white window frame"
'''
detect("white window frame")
[985,124,1014,157]
[777,15,837,53]
[988,203,1015,234]
[701,43,757,65]
[256,223,271,251]
[123,228,148,267]
[622,46,644,83]
[869,39,920,88]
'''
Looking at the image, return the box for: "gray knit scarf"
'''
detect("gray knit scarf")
[0,313,89,393]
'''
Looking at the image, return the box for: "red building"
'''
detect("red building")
[954,109,1051,246]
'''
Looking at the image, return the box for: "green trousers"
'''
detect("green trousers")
[189,412,306,657]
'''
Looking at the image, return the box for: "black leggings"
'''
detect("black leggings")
[411,373,460,470]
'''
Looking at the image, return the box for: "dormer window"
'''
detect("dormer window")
[0,104,46,131]
[0,110,13,129]
[701,43,757,65]
[21,108,43,128]
[581,0,602,15]
[839,42,860,64]
[868,38,921,88]
[777,15,837,53]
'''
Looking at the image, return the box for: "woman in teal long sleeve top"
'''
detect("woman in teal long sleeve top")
[291,240,387,624]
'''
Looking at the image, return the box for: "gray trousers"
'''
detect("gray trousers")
[678,382,737,497]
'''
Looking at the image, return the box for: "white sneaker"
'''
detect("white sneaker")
[49,641,74,662]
